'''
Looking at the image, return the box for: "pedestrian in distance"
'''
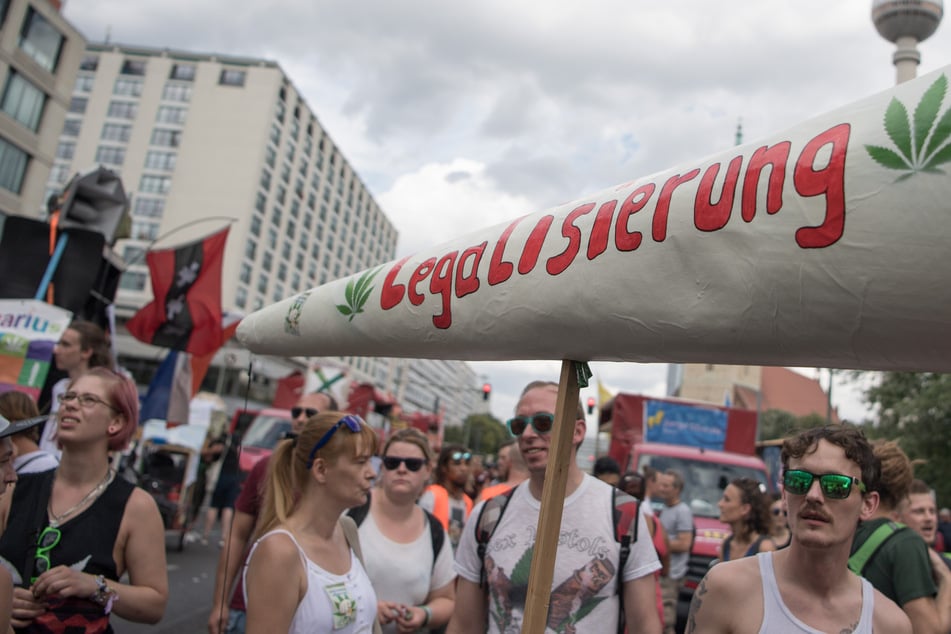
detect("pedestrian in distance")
[685,424,910,633]
[657,468,694,634]
[0,367,168,632]
[448,380,662,634]
[353,427,455,633]
[419,443,473,551]
[476,439,528,502]
[715,478,776,563]
[242,412,379,634]
[594,455,622,487]
[0,391,58,475]
[207,390,336,634]
[899,479,951,571]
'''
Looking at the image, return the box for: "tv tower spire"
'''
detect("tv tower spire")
[872,0,944,84]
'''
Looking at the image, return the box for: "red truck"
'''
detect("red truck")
[604,393,771,632]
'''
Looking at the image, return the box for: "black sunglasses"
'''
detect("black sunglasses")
[33,526,61,582]
[306,415,364,468]
[506,412,555,436]
[783,469,866,500]
[291,406,319,419]
[382,456,426,472]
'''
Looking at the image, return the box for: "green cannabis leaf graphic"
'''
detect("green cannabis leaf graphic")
[866,74,951,177]
[336,266,382,322]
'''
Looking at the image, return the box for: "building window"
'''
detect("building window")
[219,69,246,87]
[255,192,266,213]
[133,197,165,218]
[55,141,74,160]
[144,150,176,171]
[121,245,145,265]
[75,74,95,93]
[264,146,276,168]
[48,162,70,185]
[131,221,159,241]
[277,263,287,282]
[235,286,247,309]
[119,271,147,291]
[249,215,261,236]
[266,228,277,249]
[150,128,181,147]
[245,240,257,260]
[68,96,87,114]
[106,100,137,120]
[95,145,125,165]
[113,78,143,97]
[120,59,147,76]
[19,8,62,72]
[162,83,192,102]
[155,105,187,125]
[101,123,131,142]
[260,169,271,191]
[269,123,280,145]
[1,72,45,131]
[79,55,98,71]
[170,64,196,81]
[261,252,272,272]
[239,262,251,284]
[62,118,81,137]
[139,174,172,194]
[0,137,28,193]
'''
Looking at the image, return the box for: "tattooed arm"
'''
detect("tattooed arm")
[683,560,754,634]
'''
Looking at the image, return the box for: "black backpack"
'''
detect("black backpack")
[474,485,640,634]
[347,493,446,568]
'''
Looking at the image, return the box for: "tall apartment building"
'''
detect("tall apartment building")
[0,0,84,218]
[47,41,479,425]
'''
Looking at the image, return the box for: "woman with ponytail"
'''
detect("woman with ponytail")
[243,411,380,634]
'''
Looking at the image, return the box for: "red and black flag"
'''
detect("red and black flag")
[127,228,229,355]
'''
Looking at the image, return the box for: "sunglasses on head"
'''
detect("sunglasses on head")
[450,451,471,464]
[33,526,61,583]
[291,406,319,419]
[783,469,866,500]
[306,415,364,468]
[382,456,426,472]
[506,412,555,436]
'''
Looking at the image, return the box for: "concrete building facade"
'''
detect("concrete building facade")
[45,41,479,426]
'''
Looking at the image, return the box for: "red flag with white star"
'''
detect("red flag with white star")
[127,228,229,355]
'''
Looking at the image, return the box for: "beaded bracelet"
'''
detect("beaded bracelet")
[419,605,432,627]
[90,574,118,614]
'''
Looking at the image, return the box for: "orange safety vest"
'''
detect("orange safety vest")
[425,483,473,530]
[476,482,515,503]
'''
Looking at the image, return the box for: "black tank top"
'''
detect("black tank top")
[0,470,134,585]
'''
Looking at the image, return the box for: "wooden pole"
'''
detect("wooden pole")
[521,359,580,634]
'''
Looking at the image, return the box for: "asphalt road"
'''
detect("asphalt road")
[114,530,226,634]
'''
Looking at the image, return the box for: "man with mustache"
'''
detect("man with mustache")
[685,425,910,633]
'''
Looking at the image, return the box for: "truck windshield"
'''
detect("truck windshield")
[639,455,768,518]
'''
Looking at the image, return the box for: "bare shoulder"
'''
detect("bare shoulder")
[870,587,912,634]
[124,487,164,526]
[249,530,304,570]
[685,557,763,634]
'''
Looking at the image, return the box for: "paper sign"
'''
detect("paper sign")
[238,67,951,373]
[0,299,72,399]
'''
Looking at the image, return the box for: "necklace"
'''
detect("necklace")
[48,468,115,528]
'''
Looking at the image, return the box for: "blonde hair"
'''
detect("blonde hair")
[256,411,378,538]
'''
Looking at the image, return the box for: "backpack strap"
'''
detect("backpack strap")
[423,508,446,566]
[339,516,383,634]
[347,492,371,526]
[848,521,905,575]
[612,488,640,634]
[476,487,516,587]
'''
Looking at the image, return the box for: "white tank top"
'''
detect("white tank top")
[244,528,377,634]
[758,551,874,634]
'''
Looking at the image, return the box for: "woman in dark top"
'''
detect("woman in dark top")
[0,368,168,632]
[716,477,776,562]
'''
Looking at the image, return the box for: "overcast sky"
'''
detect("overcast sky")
[62,1,950,425]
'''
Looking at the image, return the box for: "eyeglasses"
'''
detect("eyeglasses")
[506,413,555,436]
[58,392,117,411]
[306,415,364,468]
[291,406,320,419]
[33,526,61,582]
[783,469,866,500]
[449,451,472,465]
[382,456,426,472]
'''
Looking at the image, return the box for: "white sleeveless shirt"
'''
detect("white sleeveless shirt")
[758,551,874,634]
[244,528,377,634]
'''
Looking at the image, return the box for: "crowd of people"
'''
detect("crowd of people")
[1,320,950,633]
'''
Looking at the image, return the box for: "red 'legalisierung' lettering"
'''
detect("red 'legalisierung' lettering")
[376,123,851,329]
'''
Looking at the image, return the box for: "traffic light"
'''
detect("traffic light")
[587,396,596,415]
[482,383,491,401]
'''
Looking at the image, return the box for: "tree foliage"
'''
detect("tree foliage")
[758,409,829,442]
[443,413,508,456]
[862,372,951,508]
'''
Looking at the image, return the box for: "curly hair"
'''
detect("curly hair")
[871,439,913,510]
[729,477,772,539]
[781,425,879,497]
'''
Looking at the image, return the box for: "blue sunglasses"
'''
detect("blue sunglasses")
[306,415,364,467]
